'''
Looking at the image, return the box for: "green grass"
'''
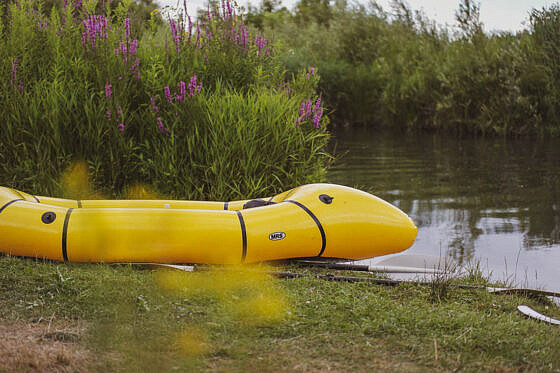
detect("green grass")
[1,255,559,372]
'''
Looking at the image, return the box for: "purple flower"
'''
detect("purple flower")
[299,101,306,117]
[164,86,172,103]
[307,67,316,80]
[81,15,109,50]
[187,75,202,97]
[150,97,159,112]
[105,83,112,99]
[107,110,111,119]
[118,123,125,131]
[124,18,130,41]
[240,22,248,46]
[314,95,321,113]
[120,42,127,61]
[226,0,233,18]
[130,39,138,55]
[157,117,169,133]
[169,20,178,49]
[176,81,186,101]
[313,110,322,128]
[117,107,122,116]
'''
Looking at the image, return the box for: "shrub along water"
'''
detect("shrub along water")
[0,0,329,199]
[248,0,560,136]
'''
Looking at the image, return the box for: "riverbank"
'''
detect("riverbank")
[1,255,558,372]
[249,0,560,136]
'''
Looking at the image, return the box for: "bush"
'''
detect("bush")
[248,0,560,136]
[0,0,329,199]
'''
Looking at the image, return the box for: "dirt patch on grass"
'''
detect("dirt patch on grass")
[0,320,93,373]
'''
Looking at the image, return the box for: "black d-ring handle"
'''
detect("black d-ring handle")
[319,194,334,204]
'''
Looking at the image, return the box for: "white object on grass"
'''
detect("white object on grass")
[517,305,560,325]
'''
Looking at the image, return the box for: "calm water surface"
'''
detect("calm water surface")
[327,127,560,292]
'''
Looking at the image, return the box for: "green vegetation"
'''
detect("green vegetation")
[0,255,559,371]
[248,0,560,136]
[0,0,328,199]
[1,4,558,369]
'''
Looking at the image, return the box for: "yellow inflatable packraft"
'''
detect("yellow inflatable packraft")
[0,184,417,264]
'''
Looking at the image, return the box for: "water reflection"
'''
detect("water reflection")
[327,127,560,291]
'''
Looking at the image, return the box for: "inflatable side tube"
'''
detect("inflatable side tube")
[0,184,417,263]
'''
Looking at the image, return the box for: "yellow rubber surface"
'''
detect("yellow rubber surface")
[0,184,417,264]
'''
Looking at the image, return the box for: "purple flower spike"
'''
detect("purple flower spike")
[105,83,112,99]
[118,123,125,131]
[157,117,169,133]
[164,86,172,103]
[187,75,202,98]
[150,97,159,112]
[81,15,109,50]
[307,67,316,80]
[169,19,180,53]
[130,40,138,56]
[177,81,186,101]
[314,95,321,113]
[124,18,130,41]
[120,42,128,62]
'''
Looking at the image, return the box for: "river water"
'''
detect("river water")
[327,127,560,292]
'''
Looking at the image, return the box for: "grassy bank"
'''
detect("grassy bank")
[1,255,559,372]
[0,0,329,199]
[249,0,560,136]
